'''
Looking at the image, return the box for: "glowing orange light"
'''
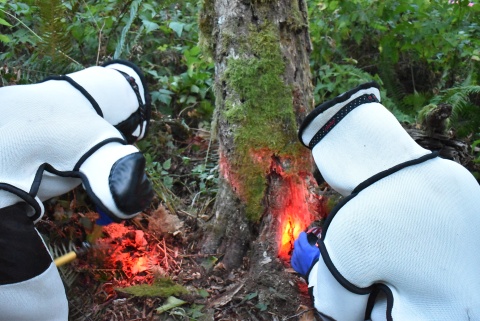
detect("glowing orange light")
[95,222,163,287]
[278,215,305,260]
[273,157,324,261]
[219,147,323,262]
[276,176,313,260]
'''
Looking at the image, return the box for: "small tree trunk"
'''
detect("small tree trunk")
[198,0,324,316]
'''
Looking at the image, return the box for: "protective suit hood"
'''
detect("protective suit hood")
[65,59,151,143]
[298,82,429,196]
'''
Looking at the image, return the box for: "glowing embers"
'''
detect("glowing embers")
[93,222,179,287]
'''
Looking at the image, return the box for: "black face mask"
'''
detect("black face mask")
[101,60,152,143]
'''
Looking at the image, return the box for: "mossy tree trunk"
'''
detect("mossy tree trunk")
[198,0,323,315]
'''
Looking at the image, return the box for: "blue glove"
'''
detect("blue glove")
[95,207,114,226]
[291,231,320,278]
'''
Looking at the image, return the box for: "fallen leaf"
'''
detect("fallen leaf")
[156,296,186,313]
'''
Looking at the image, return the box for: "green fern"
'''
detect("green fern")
[431,84,480,138]
[377,57,407,108]
[36,0,72,67]
[114,0,142,59]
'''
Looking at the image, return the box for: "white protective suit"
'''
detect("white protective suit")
[298,82,480,321]
[0,60,153,320]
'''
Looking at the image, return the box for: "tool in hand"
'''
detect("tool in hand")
[54,224,104,267]
[54,241,92,267]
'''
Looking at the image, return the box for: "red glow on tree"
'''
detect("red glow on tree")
[271,162,316,260]
[218,150,244,197]
[217,148,323,262]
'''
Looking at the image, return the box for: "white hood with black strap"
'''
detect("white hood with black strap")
[298,82,480,320]
[299,82,430,196]
[0,60,153,223]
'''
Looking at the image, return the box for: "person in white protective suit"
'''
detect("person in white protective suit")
[291,82,480,321]
[0,60,154,321]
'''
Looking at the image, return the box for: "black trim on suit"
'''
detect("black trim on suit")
[40,75,103,117]
[317,151,438,321]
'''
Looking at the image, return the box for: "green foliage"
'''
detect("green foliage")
[157,299,205,321]
[473,139,480,177]
[0,1,12,44]
[308,0,480,141]
[36,0,73,66]
[143,150,179,211]
[430,83,480,137]
[1,0,214,118]
[312,62,415,122]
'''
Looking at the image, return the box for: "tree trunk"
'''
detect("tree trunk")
[198,0,324,317]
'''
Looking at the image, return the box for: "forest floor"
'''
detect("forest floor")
[38,203,316,321]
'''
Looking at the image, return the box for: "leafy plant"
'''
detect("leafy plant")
[430,83,480,137]
[143,150,179,213]
[472,139,480,180]
[157,296,206,320]
[308,0,480,122]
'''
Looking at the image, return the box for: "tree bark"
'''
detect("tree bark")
[198,0,324,316]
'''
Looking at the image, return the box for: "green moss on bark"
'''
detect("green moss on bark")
[286,0,308,31]
[198,0,215,58]
[223,23,303,221]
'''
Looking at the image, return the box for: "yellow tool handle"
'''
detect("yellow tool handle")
[54,251,77,267]
[54,224,103,267]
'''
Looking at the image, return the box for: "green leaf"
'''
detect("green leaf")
[151,90,173,106]
[472,139,480,150]
[162,158,172,170]
[142,19,159,33]
[243,292,258,301]
[0,34,10,43]
[156,296,186,314]
[169,21,185,37]
[197,289,209,298]
[162,176,173,189]
[189,304,205,318]
[190,85,200,93]
[159,88,174,94]
[0,17,12,27]
[255,302,268,311]
[200,256,217,270]
[186,95,197,104]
